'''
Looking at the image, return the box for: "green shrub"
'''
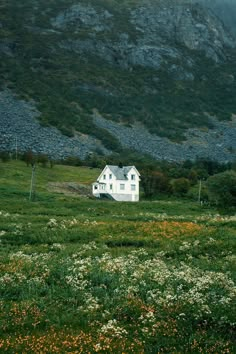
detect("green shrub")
[207,170,236,207]
[172,178,190,196]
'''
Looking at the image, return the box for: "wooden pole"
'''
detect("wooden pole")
[198,179,202,204]
[15,136,18,160]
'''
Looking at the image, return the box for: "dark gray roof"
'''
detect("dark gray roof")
[107,165,134,180]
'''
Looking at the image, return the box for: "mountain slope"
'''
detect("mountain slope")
[198,0,236,37]
[0,0,236,160]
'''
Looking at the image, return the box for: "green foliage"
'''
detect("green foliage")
[0,151,10,162]
[37,154,49,167]
[207,170,236,207]
[22,150,37,166]
[21,151,49,167]
[61,156,83,166]
[187,169,198,185]
[141,170,171,197]
[172,177,190,196]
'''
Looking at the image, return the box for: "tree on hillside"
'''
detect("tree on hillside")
[188,169,198,185]
[141,170,171,197]
[37,154,49,168]
[22,150,36,167]
[0,151,10,162]
[207,170,236,207]
[172,178,190,196]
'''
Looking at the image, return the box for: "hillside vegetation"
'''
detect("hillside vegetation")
[0,160,235,352]
[0,0,236,148]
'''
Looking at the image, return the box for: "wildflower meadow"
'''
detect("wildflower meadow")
[0,161,235,353]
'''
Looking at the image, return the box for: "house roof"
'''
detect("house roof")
[107,165,138,180]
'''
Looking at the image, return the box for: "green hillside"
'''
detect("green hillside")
[0,0,236,148]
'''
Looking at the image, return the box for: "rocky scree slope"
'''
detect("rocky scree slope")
[0,0,236,161]
[0,89,235,163]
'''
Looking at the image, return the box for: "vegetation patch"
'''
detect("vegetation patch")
[0,161,235,352]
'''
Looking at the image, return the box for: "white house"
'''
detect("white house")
[92,165,140,201]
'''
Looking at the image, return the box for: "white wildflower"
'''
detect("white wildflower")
[100,319,128,339]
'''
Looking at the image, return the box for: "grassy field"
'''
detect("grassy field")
[0,161,235,353]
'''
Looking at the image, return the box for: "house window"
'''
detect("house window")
[131,184,136,191]
[103,174,106,180]
[120,184,125,190]
[94,185,98,190]
[101,184,106,190]
[131,174,135,180]
[109,174,112,179]
[110,184,113,190]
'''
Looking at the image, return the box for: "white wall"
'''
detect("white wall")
[93,166,140,201]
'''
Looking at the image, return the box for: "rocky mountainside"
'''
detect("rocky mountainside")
[198,0,236,37]
[0,0,236,161]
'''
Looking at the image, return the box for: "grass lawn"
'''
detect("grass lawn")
[0,161,235,353]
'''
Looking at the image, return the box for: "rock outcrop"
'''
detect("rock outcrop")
[197,0,236,37]
[53,1,235,69]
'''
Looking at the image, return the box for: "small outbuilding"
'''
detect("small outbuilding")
[92,165,140,201]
